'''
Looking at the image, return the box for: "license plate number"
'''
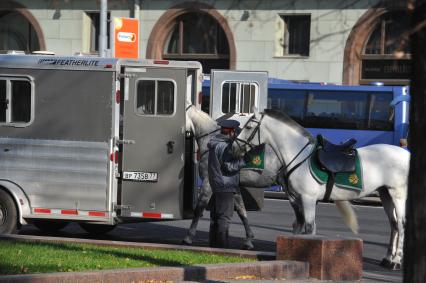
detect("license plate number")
[123,171,158,182]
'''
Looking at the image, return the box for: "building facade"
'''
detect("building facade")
[0,0,410,85]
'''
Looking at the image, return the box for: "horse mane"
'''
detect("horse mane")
[190,105,218,132]
[264,109,315,143]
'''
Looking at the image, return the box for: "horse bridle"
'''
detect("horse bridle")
[236,112,315,186]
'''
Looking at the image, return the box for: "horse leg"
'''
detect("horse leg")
[233,191,254,250]
[387,188,406,270]
[182,180,212,245]
[301,196,317,235]
[378,188,401,270]
[287,190,305,234]
[391,195,405,270]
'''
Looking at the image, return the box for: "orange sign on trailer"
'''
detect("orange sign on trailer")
[113,17,139,59]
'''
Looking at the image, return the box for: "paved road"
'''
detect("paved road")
[19,199,402,282]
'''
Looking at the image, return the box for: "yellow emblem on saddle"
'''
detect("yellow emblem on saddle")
[348,173,359,184]
[252,156,262,166]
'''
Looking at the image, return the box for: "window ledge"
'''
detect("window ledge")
[273,55,309,59]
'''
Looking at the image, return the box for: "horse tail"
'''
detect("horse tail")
[335,200,359,234]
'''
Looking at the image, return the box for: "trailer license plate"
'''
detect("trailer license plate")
[123,171,158,182]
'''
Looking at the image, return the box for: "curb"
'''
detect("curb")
[0,235,309,282]
[0,261,309,283]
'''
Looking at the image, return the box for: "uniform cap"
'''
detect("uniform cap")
[218,119,240,129]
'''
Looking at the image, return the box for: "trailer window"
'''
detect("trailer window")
[11,80,31,123]
[157,81,174,115]
[221,81,258,115]
[0,78,33,126]
[136,80,175,116]
[0,80,6,122]
[136,80,155,115]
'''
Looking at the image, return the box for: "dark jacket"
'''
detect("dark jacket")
[208,133,245,193]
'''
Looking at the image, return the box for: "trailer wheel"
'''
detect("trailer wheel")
[79,223,116,235]
[0,189,18,234]
[33,220,69,233]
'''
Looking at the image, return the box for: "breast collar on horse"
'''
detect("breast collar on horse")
[236,113,315,187]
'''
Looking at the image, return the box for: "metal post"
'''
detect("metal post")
[99,0,108,57]
[133,0,140,19]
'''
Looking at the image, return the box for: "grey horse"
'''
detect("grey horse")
[236,108,408,269]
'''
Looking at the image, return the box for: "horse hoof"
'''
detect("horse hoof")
[182,236,193,246]
[243,240,254,250]
[380,258,401,270]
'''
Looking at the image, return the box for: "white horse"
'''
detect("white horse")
[236,108,409,270]
[183,104,357,251]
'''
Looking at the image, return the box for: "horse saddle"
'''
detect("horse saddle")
[316,135,357,174]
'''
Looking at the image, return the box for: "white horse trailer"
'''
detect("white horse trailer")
[0,54,202,234]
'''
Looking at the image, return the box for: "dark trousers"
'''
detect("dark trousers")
[209,192,234,248]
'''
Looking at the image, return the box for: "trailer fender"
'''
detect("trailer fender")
[0,181,31,225]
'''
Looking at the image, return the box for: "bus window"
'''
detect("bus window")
[367,92,394,131]
[268,90,305,123]
[305,91,368,130]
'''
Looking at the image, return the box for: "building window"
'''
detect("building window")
[136,80,175,116]
[360,10,411,85]
[364,11,410,55]
[163,12,230,74]
[0,77,33,126]
[0,10,40,52]
[86,12,110,54]
[221,82,258,115]
[276,15,311,57]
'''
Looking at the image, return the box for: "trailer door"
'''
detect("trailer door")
[120,67,186,219]
[209,70,268,120]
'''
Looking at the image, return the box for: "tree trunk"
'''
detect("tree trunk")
[404,1,426,282]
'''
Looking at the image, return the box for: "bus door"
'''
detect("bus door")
[209,70,268,120]
[120,66,187,219]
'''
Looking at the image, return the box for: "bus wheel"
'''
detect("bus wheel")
[33,220,69,233]
[79,223,116,235]
[0,190,18,234]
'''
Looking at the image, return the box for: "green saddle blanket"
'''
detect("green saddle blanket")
[309,147,363,191]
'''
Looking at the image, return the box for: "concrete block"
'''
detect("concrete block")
[276,234,363,281]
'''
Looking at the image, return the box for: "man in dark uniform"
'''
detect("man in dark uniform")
[207,119,246,248]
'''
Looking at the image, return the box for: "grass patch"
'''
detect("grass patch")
[0,240,254,275]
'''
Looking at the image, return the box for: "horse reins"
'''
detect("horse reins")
[236,113,315,187]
